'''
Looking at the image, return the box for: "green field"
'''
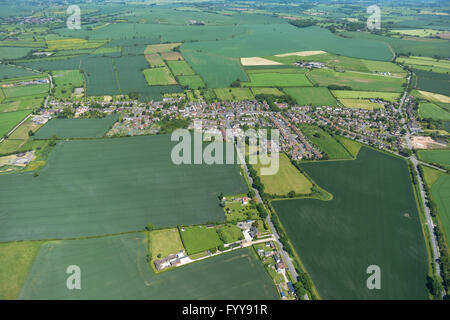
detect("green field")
[18,233,278,299]
[283,87,338,106]
[299,124,352,159]
[167,60,195,76]
[308,69,405,92]
[0,110,31,137]
[52,70,84,99]
[216,224,244,244]
[243,73,311,87]
[229,88,254,100]
[397,56,450,74]
[418,149,450,168]
[273,147,428,299]
[430,173,450,245]
[34,114,118,139]
[251,87,284,96]
[253,153,312,196]
[142,67,176,86]
[418,102,450,121]
[0,94,46,113]
[339,99,385,110]
[0,135,248,242]
[149,228,184,259]
[3,83,49,99]
[180,226,224,255]
[331,90,401,102]
[178,75,205,89]
[335,136,362,158]
[0,241,43,300]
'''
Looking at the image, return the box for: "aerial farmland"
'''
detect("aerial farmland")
[0,0,449,307]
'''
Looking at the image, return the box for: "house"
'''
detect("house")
[257,248,264,257]
[275,262,285,273]
[241,197,249,205]
[287,282,295,294]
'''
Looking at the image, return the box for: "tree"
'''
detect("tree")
[294,282,307,299]
[247,190,256,198]
[28,130,34,136]
[146,223,155,231]
[288,191,296,198]
[426,275,443,299]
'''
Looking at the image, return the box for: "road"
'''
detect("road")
[401,71,442,282]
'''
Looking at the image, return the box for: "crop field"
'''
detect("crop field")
[243,73,312,87]
[0,110,31,137]
[18,234,277,299]
[46,39,106,51]
[299,124,352,159]
[413,69,450,97]
[253,153,312,196]
[430,173,450,244]
[397,56,450,74]
[3,83,49,99]
[268,52,405,75]
[52,70,84,99]
[0,47,32,60]
[149,228,184,259]
[167,60,195,76]
[34,114,118,139]
[142,67,176,86]
[308,69,405,92]
[0,241,43,300]
[283,87,338,106]
[0,135,247,242]
[0,64,39,79]
[178,75,205,89]
[338,98,385,110]
[418,102,450,120]
[145,43,182,54]
[272,147,428,299]
[145,54,166,67]
[251,87,284,96]
[417,149,450,168]
[161,51,183,61]
[180,226,224,255]
[342,31,450,59]
[331,90,401,102]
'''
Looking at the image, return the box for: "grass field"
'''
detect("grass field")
[34,114,118,139]
[283,87,338,106]
[397,56,450,74]
[273,147,428,299]
[216,224,244,244]
[0,135,247,242]
[242,73,311,87]
[167,60,195,76]
[229,88,254,100]
[149,228,184,259]
[18,233,278,299]
[145,43,182,54]
[142,67,176,86]
[52,70,84,99]
[299,124,352,159]
[0,110,31,137]
[180,226,224,255]
[0,95,46,113]
[253,153,312,196]
[308,69,405,92]
[338,98,385,110]
[251,87,284,96]
[430,173,450,245]
[331,90,401,102]
[178,75,205,89]
[417,149,450,168]
[0,241,43,300]
[3,83,49,99]
[161,51,183,61]
[335,136,362,158]
[418,102,450,121]
[214,88,234,101]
